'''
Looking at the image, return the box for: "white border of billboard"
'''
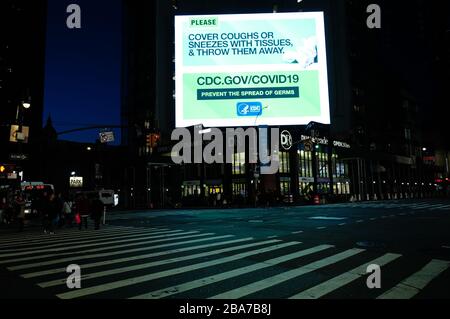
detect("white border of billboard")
[175,12,330,128]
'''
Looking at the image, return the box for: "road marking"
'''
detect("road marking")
[21,237,253,279]
[249,220,264,223]
[56,241,300,299]
[292,231,304,234]
[267,236,278,239]
[130,245,334,299]
[0,229,182,252]
[4,233,218,269]
[210,248,365,299]
[338,223,347,226]
[0,227,166,246]
[378,259,450,299]
[356,220,364,223]
[430,204,450,211]
[0,230,197,258]
[316,227,327,230]
[9,235,234,272]
[442,246,450,249]
[289,253,401,299]
[309,217,348,221]
[39,239,281,288]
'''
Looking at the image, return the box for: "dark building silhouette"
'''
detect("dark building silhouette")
[0,0,47,184]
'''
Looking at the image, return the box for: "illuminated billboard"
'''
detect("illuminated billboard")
[175,12,330,128]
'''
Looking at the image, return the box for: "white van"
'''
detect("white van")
[78,190,117,207]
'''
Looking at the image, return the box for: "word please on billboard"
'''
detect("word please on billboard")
[171,127,280,175]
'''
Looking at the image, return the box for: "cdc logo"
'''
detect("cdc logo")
[237,102,263,117]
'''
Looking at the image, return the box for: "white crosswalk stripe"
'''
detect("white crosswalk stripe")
[2,232,216,267]
[38,239,282,288]
[0,227,167,246]
[131,244,334,299]
[378,259,450,299]
[21,237,254,279]
[1,224,449,300]
[210,248,365,299]
[56,241,301,299]
[0,229,183,252]
[289,253,402,299]
[0,230,201,259]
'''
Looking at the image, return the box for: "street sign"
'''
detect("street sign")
[10,125,29,143]
[99,131,115,143]
[70,176,83,188]
[9,154,28,161]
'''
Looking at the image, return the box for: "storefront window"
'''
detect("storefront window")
[233,152,246,175]
[232,182,247,197]
[280,177,291,196]
[279,152,290,174]
[317,150,329,178]
[298,150,313,178]
[182,183,201,197]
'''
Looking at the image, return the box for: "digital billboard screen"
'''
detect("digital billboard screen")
[175,12,330,128]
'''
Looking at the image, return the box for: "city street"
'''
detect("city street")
[0,199,449,299]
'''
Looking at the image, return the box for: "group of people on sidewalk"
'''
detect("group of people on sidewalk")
[0,190,105,233]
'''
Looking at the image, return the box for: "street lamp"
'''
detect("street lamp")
[16,101,31,122]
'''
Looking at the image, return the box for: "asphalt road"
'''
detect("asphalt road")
[0,199,449,299]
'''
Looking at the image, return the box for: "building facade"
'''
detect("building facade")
[121,0,448,209]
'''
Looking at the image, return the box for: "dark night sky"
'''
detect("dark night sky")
[44,0,122,144]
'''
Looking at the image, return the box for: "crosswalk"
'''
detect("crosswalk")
[0,224,448,299]
[316,201,450,211]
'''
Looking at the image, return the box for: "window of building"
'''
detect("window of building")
[317,150,329,178]
[333,182,350,195]
[299,181,313,196]
[298,150,313,178]
[279,152,290,174]
[280,177,291,196]
[232,182,247,197]
[232,152,246,175]
[182,183,201,197]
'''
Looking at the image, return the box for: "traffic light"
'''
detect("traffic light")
[0,164,15,175]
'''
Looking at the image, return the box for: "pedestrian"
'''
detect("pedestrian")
[90,197,104,230]
[46,192,59,234]
[38,192,52,234]
[0,196,6,224]
[62,197,73,228]
[75,194,90,230]
[56,193,64,228]
[14,194,26,232]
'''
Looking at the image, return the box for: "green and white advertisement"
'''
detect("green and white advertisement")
[175,12,330,128]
